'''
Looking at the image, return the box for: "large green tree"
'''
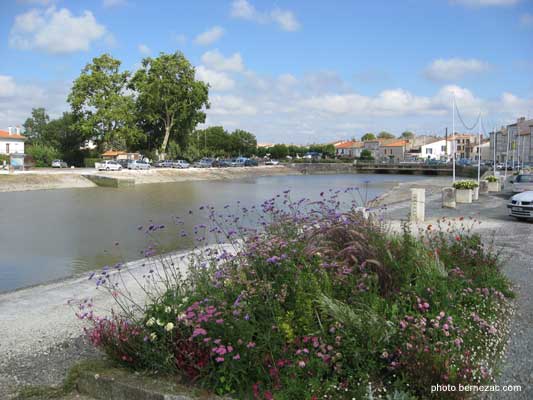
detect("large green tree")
[68,54,140,150]
[130,51,209,157]
[377,131,395,139]
[361,133,376,141]
[230,129,257,157]
[23,108,50,144]
[401,131,414,139]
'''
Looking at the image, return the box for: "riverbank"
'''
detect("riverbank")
[0,165,299,193]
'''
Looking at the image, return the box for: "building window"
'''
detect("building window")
[441,145,446,151]
[6,144,10,153]
[426,148,432,154]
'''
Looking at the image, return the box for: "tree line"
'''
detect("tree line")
[22,51,258,166]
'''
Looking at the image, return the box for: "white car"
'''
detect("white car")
[172,160,190,169]
[507,191,533,220]
[128,160,151,170]
[97,160,122,171]
[511,174,533,193]
[51,159,68,168]
[265,159,279,165]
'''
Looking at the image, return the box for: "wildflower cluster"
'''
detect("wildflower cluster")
[78,190,514,399]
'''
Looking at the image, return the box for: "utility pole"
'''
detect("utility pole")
[477,115,482,184]
[452,96,456,183]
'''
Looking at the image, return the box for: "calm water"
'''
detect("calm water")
[0,174,433,292]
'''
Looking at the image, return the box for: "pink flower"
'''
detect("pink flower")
[443,324,449,331]
[246,341,256,348]
[215,357,224,363]
[215,319,224,324]
[191,327,207,338]
[233,354,240,360]
[298,360,306,368]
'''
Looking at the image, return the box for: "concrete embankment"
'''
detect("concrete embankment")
[0,165,299,193]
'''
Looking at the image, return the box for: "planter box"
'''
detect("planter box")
[456,189,472,204]
[488,181,500,192]
[472,186,479,201]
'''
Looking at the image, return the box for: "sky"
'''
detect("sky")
[0,0,532,144]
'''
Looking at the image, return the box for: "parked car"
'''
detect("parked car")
[507,191,533,220]
[194,158,214,168]
[212,159,230,168]
[117,159,130,169]
[244,158,258,167]
[230,157,248,167]
[172,160,190,169]
[97,160,122,171]
[127,160,150,170]
[51,159,68,168]
[511,174,533,193]
[265,159,279,165]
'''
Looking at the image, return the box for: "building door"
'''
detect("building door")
[5,143,9,153]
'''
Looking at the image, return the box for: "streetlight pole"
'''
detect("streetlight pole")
[452,95,456,183]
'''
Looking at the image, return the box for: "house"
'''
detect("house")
[0,127,26,155]
[472,140,491,162]
[102,150,142,161]
[450,134,477,160]
[419,138,450,161]
[378,139,409,162]
[490,117,533,166]
[335,140,363,158]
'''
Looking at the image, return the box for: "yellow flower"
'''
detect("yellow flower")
[164,322,174,332]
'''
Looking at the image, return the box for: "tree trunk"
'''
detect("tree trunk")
[161,124,171,159]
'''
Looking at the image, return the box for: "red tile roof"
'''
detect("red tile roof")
[336,140,363,149]
[0,130,26,140]
[382,139,408,147]
[102,150,127,156]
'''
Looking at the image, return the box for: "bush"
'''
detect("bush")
[84,158,103,168]
[485,176,498,183]
[78,192,513,399]
[453,180,479,190]
[26,143,60,167]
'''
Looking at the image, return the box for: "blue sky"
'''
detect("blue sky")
[0,0,532,144]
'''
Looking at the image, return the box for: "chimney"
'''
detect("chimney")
[16,126,21,135]
[8,126,12,135]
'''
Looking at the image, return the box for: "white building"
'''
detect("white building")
[0,127,26,155]
[419,138,450,160]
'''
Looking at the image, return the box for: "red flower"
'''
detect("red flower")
[455,236,461,241]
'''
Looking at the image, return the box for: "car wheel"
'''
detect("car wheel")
[106,167,110,171]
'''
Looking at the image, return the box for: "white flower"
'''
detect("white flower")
[146,317,155,327]
[165,306,172,313]
[156,319,164,326]
[164,322,174,332]
[150,332,157,341]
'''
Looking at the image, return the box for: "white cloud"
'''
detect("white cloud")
[193,26,225,46]
[0,75,69,128]
[201,50,244,72]
[450,0,519,6]
[102,0,127,7]
[270,8,300,32]
[209,95,257,115]
[230,0,301,31]
[9,7,106,54]
[138,43,151,55]
[196,66,235,91]
[520,13,533,26]
[425,58,490,81]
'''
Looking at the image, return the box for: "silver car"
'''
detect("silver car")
[127,160,151,170]
[97,160,122,171]
[507,191,533,220]
[512,174,533,193]
[172,160,190,169]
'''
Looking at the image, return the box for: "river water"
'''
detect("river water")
[0,174,436,293]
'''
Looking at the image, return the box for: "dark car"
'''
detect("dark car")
[244,159,258,167]
[194,158,214,168]
[117,159,130,169]
[212,159,230,168]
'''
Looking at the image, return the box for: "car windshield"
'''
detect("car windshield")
[516,175,533,183]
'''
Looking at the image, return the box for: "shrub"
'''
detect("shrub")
[485,176,498,183]
[453,180,479,190]
[84,158,103,168]
[26,143,60,167]
[78,192,513,399]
